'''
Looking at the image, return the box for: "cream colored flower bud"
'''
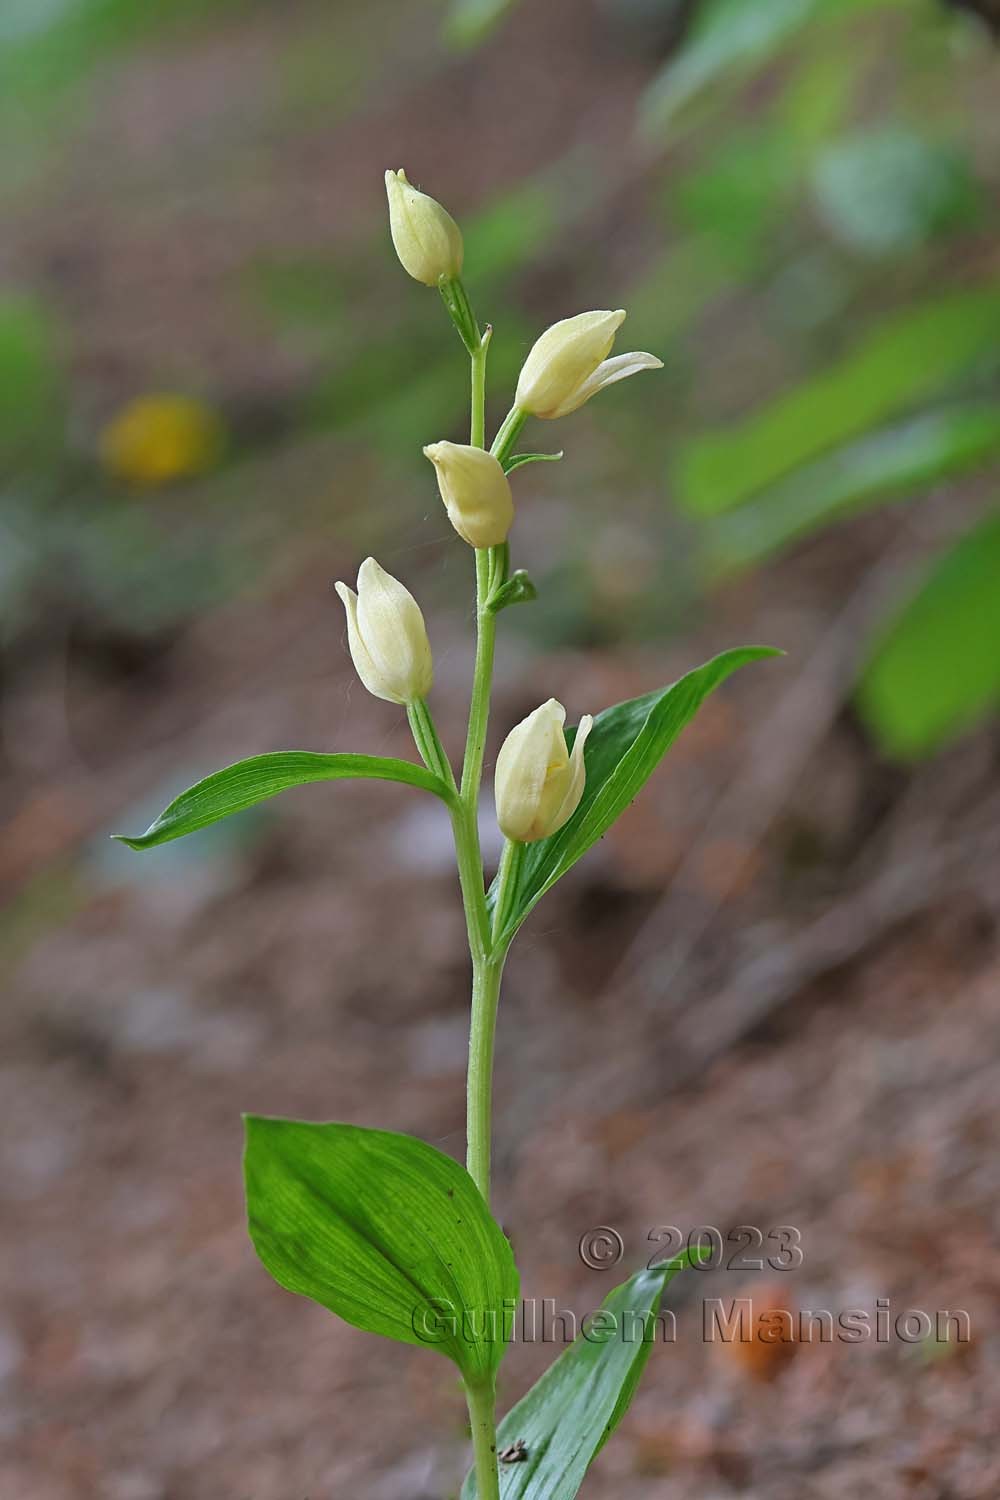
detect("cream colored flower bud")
[514,309,663,420]
[384,168,464,287]
[423,440,514,549]
[495,699,594,843]
[334,557,433,706]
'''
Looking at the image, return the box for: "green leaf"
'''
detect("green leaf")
[811,128,979,259]
[0,295,61,457]
[244,1117,519,1385]
[461,1257,696,1499]
[490,647,779,945]
[502,451,564,475]
[675,288,1000,516]
[640,0,909,137]
[640,0,825,134]
[444,0,523,48]
[489,569,538,614]
[114,751,452,850]
[856,511,1000,759]
[706,404,1000,573]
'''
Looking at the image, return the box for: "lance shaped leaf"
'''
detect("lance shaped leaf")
[489,646,779,945]
[462,1257,698,1499]
[706,403,1000,574]
[856,510,1000,759]
[675,288,1000,516]
[244,1118,518,1386]
[114,750,453,850]
[502,451,564,475]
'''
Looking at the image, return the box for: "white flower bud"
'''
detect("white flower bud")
[384,168,464,287]
[514,309,662,420]
[334,557,433,706]
[423,440,514,549]
[495,699,594,843]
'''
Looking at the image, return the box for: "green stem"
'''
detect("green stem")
[465,1377,501,1500]
[453,800,491,962]
[409,700,490,960]
[455,325,500,963]
[467,954,504,1202]
[461,549,497,804]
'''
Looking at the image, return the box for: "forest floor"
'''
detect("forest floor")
[2,532,998,1500]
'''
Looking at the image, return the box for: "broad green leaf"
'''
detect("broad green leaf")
[462,1258,696,1499]
[114,751,452,850]
[245,1118,518,1385]
[490,647,779,945]
[856,511,1000,759]
[675,289,1000,515]
[706,404,1000,573]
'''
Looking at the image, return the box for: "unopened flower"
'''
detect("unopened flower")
[334,557,433,706]
[423,440,514,548]
[385,169,464,287]
[495,699,593,843]
[514,310,662,421]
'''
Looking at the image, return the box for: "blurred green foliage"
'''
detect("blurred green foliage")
[445,0,523,47]
[0,0,248,115]
[858,512,1000,758]
[811,128,980,257]
[675,291,1000,515]
[2,0,998,769]
[636,0,1000,760]
[0,295,63,459]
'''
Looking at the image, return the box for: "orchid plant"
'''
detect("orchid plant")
[118,168,776,1499]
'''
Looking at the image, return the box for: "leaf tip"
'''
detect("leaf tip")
[110,833,144,851]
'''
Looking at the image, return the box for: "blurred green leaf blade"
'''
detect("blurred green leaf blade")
[445,0,522,48]
[675,288,1000,515]
[244,1118,518,1384]
[856,511,1000,759]
[0,294,62,457]
[641,0,823,134]
[461,1257,697,1498]
[115,751,452,850]
[707,404,1000,572]
[491,647,780,942]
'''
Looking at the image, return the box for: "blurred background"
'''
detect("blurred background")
[2,1,999,1496]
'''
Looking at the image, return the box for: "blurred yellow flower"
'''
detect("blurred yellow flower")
[100,394,224,486]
